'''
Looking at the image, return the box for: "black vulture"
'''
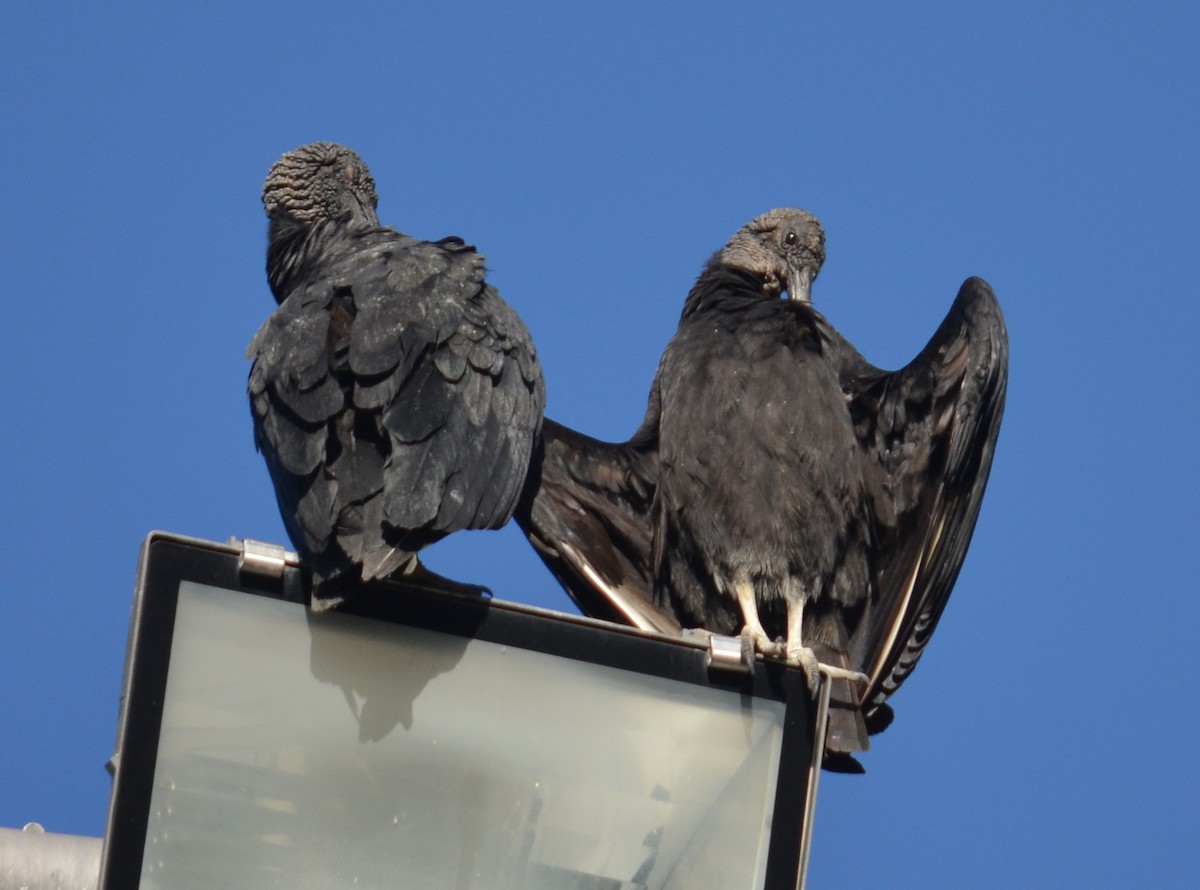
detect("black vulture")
[516,208,1007,767]
[248,142,545,607]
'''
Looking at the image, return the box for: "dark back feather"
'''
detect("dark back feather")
[248,144,545,595]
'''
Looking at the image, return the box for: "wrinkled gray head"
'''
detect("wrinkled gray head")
[715,207,825,303]
[262,142,380,228]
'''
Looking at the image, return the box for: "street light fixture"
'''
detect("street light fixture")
[100,532,818,889]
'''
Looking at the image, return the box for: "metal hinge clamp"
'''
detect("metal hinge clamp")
[234,538,294,579]
[705,633,755,675]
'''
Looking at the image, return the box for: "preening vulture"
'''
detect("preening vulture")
[516,208,1007,768]
[248,142,544,606]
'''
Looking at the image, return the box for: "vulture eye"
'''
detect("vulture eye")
[784,231,798,246]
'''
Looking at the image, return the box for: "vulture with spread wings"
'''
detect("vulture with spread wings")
[516,208,1006,769]
[248,143,544,607]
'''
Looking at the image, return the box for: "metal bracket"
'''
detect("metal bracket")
[704,633,755,675]
[232,538,295,579]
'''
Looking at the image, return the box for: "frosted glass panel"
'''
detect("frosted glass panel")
[138,582,785,889]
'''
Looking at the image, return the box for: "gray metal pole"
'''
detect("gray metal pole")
[0,824,100,890]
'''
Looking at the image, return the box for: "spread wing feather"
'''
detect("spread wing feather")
[515,420,681,634]
[831,276,1008,712]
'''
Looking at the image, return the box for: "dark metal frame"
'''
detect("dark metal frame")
[99,531,814,889]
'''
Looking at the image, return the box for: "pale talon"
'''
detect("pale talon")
[739,624,775,655]
[789,644,822,694]
[819,664,870,686]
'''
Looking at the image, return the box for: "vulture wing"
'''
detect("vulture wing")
[516,419,680,634]
[831,276,1008,713]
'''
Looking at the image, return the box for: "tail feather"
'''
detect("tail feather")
[810,639,870,767]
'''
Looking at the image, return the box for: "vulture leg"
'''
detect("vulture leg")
[784,593,822,693]
[785,586,870,695]
[735,579,778,656]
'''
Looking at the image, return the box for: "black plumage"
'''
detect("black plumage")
[516,208,1007,766]
[520,419,680,635]
[248,142,544,605]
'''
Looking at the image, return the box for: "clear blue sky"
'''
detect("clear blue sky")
[2,4,1197,887]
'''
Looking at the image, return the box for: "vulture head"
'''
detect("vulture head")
[262,141,380,230]
[716,207,825,304]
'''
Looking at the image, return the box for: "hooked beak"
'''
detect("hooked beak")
[347,192,380,227]
[787,265,814,304]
